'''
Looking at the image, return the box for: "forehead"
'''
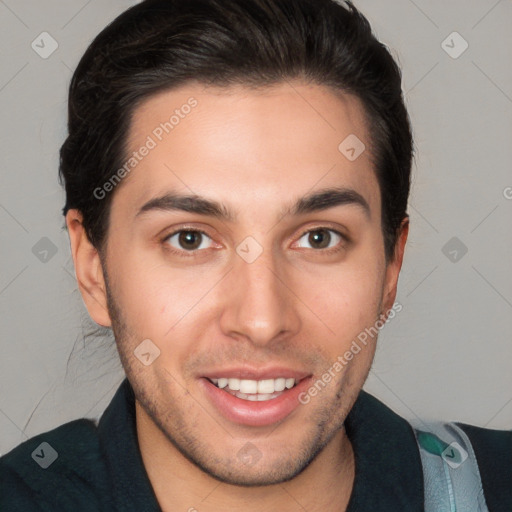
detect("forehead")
[116,81,380,219]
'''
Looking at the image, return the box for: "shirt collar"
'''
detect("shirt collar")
[98,378,423,511]
[97,378,161,511]
[345,390,424,510]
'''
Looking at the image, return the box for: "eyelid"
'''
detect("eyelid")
[294,224,349,242]
[161,224,215,241]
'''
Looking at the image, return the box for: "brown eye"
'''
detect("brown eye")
[296,228,343,250]
[166,230,212,251]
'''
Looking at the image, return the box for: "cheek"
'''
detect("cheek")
[108,253,218,350]
[105,248,167,331]
[294,255,385,348]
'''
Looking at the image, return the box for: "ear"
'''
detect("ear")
[381,217,409,317]
[65,209,112,327]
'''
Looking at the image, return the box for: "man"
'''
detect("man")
[1,0,510,510]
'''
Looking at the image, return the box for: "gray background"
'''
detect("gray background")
[1,0,511,456]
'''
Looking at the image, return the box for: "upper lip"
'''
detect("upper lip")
[201,366,311,381]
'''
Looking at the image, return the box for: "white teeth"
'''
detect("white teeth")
[227,378,240,391]
[239,379,258,394]
[210,377,299,394]
[274,378,286,392]
[285,378,295,389]
[231,390,281,402]
[257,379,275,394]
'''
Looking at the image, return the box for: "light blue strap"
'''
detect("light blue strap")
[411,421,489,512]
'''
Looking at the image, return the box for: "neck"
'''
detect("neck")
[136,400,355,512]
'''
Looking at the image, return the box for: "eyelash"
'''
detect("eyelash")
[161,227,348,257]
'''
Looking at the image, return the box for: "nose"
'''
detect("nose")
[218,247,301,347]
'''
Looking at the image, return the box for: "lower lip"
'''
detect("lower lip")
[200,377,312,427]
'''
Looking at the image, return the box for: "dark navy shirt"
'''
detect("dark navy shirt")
[1,378,510,511]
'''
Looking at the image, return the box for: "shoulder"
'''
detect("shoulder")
[0,418,114,511]
[457,422,512,512]
[412,419,511,512]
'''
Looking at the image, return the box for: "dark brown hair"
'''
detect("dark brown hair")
[59,0,413,260]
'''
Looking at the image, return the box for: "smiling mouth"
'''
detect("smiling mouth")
[207,377,300,402]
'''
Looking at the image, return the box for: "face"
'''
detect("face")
[70,82,406,486]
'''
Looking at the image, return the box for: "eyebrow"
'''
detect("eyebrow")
[135,186,370,221]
